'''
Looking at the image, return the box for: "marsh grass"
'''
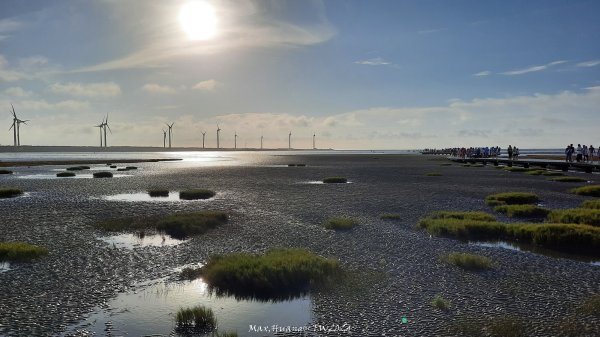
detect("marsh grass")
[426,172,443,176]
[148,189,169,197]
[542,171,564,176]
[179,189,216,200]
[0,188,23,198]
[175,305,216,333]
[493,204,550,218]
[323,177,348,183]
[156,211,228,239]
[324,217,358,230]
[66,166,83,171]
[547,208,600,226]
[431,294,450,310]
[125,166,138,170]
[487,317,528,337]
[110,165,117,168]
[93,171,113,178]
[571,185,600,197]
[0,169,13,174]
[200,248,339,300]
[463,164,484,168]
[380,213,401,220]
[525,169,545,175]
[439,163,452,166]
[581,199,600,209]
[0,242,48,261]
[550,176,588,183]
[180,267,203,280]
[578,294,600,316]
[56,172,76,177]
[427,211,496,222]
[441,252,493,271]
[503,167,530,172]
[78,165,90,169]
[485,192,539,206]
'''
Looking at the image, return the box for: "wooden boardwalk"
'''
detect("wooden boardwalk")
[449,157,599,173]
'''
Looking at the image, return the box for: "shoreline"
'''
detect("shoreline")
[0,145,332,153]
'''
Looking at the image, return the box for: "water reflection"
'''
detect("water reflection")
[470,241,600,265]
[98,232,184,249]
[104,192,183,202]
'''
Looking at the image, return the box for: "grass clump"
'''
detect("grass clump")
[179,189,216,200]
[431,294,450,310]
[551,176,588,183]
[426,172,443,176]
[66,166,84,171]
[125,166,137,170]
[503,167,529,172]
[93,171,113,178]
[547,208,600,227]
[175,305,216,333]
[56,172,76,177]
[180,267,203,280]
[0,241,48,261]
[426,211,496,222]
[0,169,13,174]
[571,185,600,197]
[441,252,494,271]
[525,169,545,175]
[324,217,358,230]
[156,211,228,239]
[0,188,23,198]
[440,163,452,166]
[380,213,401,220]
[542,171,564,176]
[200,248,339,299]
[581,199,600,209]
[323,177,348,183]
[485,192,539,206]
[110,165,117,168]
[494,204,550,218]
[148,189,169,197]
[578,294,600,316]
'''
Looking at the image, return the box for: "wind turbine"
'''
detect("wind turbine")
[288,131,292,150]
[216,124,221,149]
[234,131,238,149]
[162,129,167,148]
[103,115,112,147]
[260,135,263,150]
[9,104,27,147]
[166,122,174,148]
[201,131,206,149]
[313,133,316,150]
[94,120,104,147]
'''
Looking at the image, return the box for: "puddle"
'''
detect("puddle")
[67,277,312,336]
[470,241,600,266]
[103,192,217,202]
[0,262,10,273]
[18,174,130,179]
[99,233,185,249]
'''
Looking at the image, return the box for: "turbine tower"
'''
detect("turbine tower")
[94,120,104,147]
[313,133,316,150]
[102,115,112,147]
[260,135,263,150]
[166,122,174,148]
[288,131,292,150]
[216,124,221,149]
[201,131,206,149]
[162,129,167,148]
[234,131,237,149]
[9,104,27,147]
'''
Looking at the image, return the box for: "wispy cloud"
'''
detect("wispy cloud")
[501,60,567,75]
[142,83,177,94]
[354,57,391,66]
[3,86,33,97]
[417,28,447,34]
[193,79,220,91]
[577,59,600,67]
[473,70,491,77]
[49,82,121,97]
[0,55,24,81]
[0,18,22,41]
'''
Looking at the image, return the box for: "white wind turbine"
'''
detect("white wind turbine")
[288,131,292,150]
[234,131,238,149]
[201,131,206,149]
[102,115,112,147]
[94,120,104,147]
[260,135,263,150]
[216,124,221,149]
[166,122,174,148]
[162,129,167,148]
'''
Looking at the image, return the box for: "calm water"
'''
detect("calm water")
[470,241,600,266]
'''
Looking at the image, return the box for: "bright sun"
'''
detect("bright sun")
[179,1,217,41]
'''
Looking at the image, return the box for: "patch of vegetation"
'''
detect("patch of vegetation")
[542,171,564,176]
[581,199,600,209]
[95,218,147,232]
[117,168,127,171]
[0,169,13,174]
[427,211,496,222]
[547,208,600,227]
[525,169,545,175]
[485,192,539,206]
[441,252,494,271]
[493,204,550,218]
[66,166,84,171]
[502,166,530,172]
[439,163,452,166]
[201,248,339,300]
[463,164,484,167]
[0,188,23,198]
[551,176,588,183]
[56,172,76,177]
[324,217,358,230]
[426,172,443,176]
[148,189,169,197]
[431,294,450,310]
[180,266,203,280]
[578,294,600,316]
[380,213,401,220]
[156,211,228,239]
[175,305,216,333]
[179,189,216,200]
[571,185,600,197]
[93,171,113,178]
[110,165,117,168]
[322,177,348,183]
[0,241,48,262]
[78,166,90,169]
[125,166,137,170]
[486,317,528,337]
[296,163,306,167]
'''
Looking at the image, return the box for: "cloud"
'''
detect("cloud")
[0,18,22,42]
[193,79,220,91]
[142,83,177,94]
[577,59,600,67]
[417,28,447,34]
[473,70,491,77]
[354,57,392,66]
[0,55,24,81]
[3,87,33,97]
[501,60,567,75]
[458,129,490,138]
[49,82,121,97]
[4,99,90,112]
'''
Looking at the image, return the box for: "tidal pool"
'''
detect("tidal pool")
[470,241,600,266]
[67,277,312,336]
[98,233,184,249]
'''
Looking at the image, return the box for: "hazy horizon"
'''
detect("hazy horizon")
[1,0,599,149]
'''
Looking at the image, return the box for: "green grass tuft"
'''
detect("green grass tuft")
[441,252,494,271]
[503,166,530,172]
[547,208,600,227]
[175,305,216,333]
[156,211,228,239]
[56,172,76,177]
[0,242,48,262]
[323,177,348,183]
[180,267,203,280]
[550,176,588,183]
[427,211,497,222]
[0,188,23,198]
[380,213,401,220]
[200,248,339,300]
[179,189,216,200]
[148,189,169,197]
[485,192,539,206]
[93,171,113,178]
[324,217,358,230]
[493,204,550,218]
[426,172,443,176]
[431,294,450,310]
[571,185,600,197]
[542,171,564,176]
[581,199,600,209]
[0,169,13,174]
[525,169,545,175]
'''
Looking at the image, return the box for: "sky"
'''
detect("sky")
[0,0,599,149]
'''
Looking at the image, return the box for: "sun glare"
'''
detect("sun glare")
[179,1,217,41]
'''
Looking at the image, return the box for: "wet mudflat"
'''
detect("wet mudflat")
[0,153,599,336]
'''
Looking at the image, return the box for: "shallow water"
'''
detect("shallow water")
[0,262,10,273]
[103,192,184,202]
[67,277,312,336]
[470,241,600,265]
[98,233,184,249]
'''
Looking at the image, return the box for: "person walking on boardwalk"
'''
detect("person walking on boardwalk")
[507,145,513,160]
[583,145,589,162]
[576,144,583,162]
[590,145,596,163]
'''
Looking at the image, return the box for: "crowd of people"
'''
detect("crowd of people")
[448,146,512,159]
[565,144,595,163]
